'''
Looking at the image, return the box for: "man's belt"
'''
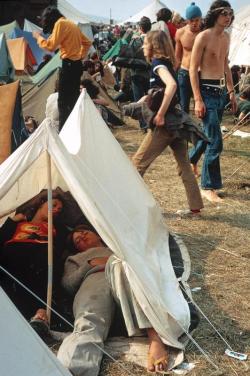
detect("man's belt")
[200,78,225,88]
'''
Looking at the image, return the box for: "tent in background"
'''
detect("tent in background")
[0,80,26,164]
[24,18,43,33]
[7,37,37,74]
[57,0,90,25]
[0,20,20,38]
[22,69,58,124]
[10,27,52,66]
[229,5,250,66]
[0,91,191,352]
[122,0,169,24]
[0,33,14,83]
[0,288,71,376]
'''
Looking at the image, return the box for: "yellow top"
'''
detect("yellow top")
[37,17,92,60]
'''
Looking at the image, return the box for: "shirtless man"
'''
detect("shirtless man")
[175,2,202,113]
[189,0,237,203]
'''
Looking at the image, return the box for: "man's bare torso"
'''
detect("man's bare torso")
[178,25,199,70]
[199,29,229,79]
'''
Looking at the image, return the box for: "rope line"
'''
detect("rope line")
[0,266,135,376]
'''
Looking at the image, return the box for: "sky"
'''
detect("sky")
[68,0,250,22]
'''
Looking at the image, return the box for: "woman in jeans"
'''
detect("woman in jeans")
[132,30,203,216]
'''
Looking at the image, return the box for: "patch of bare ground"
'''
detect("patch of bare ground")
[100,112,250,376]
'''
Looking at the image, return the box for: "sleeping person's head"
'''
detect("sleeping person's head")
[67,225,103,253]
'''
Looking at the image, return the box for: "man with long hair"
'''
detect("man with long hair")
[33,6,92,130]
[175,2,202,113]
[189,0,237,203]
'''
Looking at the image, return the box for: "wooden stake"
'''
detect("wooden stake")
[46,152,53,324]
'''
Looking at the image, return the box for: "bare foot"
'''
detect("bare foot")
[32,308,48,323]
[191,163,200,178]
[147,328,169,373]
[201,189,223,203]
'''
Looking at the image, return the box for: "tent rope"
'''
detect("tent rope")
[0,266,135,376]
[179,284,233,351]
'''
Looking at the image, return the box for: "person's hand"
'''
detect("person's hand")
[89,257,109,267]
[153,113,165,127]
[195,99,206,118]
[12,213,27,222]
[32,31,41,40]
[229,92,237,114]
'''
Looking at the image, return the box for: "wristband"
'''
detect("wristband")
[228,90,235,95]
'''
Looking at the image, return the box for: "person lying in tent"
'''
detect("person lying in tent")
[57,225,187,376]
[0,191,67,336]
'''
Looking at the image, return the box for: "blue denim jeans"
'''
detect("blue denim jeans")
[178,68,193,113]
[189,87,226,190]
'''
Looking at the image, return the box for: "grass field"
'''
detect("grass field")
[99,111,250,376]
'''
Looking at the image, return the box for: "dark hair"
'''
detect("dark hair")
[139,16,151,33]
[41,6,64,34]
[67,224,99,252]
[82,60,95,73]
[16,189,64,221]
[204,1,234,29]
[95,61,104,77]
[156,8,172,23]
[24,116,38,131]
[80,78,100,99]
[43,54,52,62]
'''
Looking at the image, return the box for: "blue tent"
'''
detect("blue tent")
[0,33,14,83]
[10,28,51,66]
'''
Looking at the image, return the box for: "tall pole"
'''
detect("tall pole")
[110,8,112,25]
[46,152,53,324]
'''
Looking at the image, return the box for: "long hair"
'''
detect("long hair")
[204,0,234,29]
[145,30,175,66]
[41,6,64,34]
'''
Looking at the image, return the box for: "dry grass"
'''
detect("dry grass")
[100,112,250,376]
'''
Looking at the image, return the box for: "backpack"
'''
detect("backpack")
[113,37,150,71]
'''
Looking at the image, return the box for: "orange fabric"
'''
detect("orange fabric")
[6,221,56,244]
[37,17,92,60]
[7,37,36,72]
[0,80,19,164]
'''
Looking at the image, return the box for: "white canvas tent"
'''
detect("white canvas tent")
[0,288,71,376]
[229,5,250,66]
[122,0,169,24]
[0,91,191,351]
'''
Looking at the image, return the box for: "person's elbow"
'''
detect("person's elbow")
[168,81,177,93]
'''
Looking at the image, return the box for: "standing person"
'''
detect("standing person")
[130,16,152,132]
[175,2,202,113]
[156,8,177,46]
[33,6,92,130]
[189,0,237,202]
[132,30,203,216]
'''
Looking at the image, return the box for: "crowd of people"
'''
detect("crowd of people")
[1,1,250,376]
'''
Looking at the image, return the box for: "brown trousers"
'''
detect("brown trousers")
[132,128,203,210]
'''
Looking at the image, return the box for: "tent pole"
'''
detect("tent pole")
[46,152,53,325]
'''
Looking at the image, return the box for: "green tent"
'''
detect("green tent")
[0,33,14,83]
[102,39,128,62]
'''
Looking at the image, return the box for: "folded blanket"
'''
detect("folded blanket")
[123,102,210,146]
